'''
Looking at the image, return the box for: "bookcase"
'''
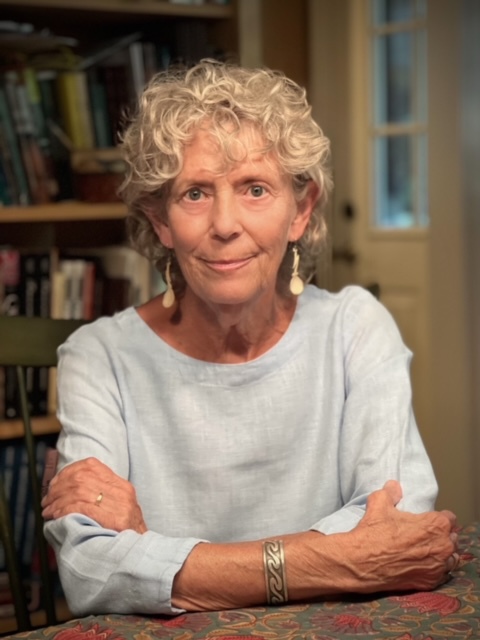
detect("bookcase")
[0,0,236,438]
[0,0,308,442]
[0,1,307,631]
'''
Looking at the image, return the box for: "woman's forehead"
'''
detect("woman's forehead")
[193,120,265,147]
[181,124,279,172]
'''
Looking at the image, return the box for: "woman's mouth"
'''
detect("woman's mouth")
[202,257,253,271]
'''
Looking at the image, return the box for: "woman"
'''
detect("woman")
[42,60,457,615]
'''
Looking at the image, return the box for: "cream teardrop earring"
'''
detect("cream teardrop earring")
[162,254,176,309]
[289,244,304,296]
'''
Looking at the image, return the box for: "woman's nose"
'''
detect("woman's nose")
[210,193,242,239]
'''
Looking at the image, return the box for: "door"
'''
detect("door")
[345,0,431,440]
[309,0,475,520]
[310,0,431,435]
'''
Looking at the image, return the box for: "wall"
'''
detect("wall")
[428,0,478,523]
[462,0,480,519]
[237,0,308,87]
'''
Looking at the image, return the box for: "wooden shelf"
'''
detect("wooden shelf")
[0,415,61,440]
[0,202,127,223]
[0,0,234,19]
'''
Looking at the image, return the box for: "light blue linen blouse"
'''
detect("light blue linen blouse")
[44,285,437,615]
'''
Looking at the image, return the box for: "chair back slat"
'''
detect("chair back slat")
[0,317,85,366]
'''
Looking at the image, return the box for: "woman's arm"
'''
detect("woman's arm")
[173,487,457,611]
[43,460,458,612]
[311,289,438,536]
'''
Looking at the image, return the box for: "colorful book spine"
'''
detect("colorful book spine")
[3,69,52,204]
[87,69,113,148]
[36,70,74,202]
[23,67,59,201]
[56,71,95,150]
[0,81,30,205]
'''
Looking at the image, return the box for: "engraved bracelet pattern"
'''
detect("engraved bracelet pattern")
[263,540,289,605]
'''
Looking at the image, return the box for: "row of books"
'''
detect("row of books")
[0,244,156,420]
[0,34,154,207]
[0,436,56,612]
[0,18,218,206]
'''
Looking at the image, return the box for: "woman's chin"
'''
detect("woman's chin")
[189,283,272,310]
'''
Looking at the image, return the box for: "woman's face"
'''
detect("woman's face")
[150,126,317,309]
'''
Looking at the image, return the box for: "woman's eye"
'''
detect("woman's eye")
[250,185,265,198]
[185,188,203,201]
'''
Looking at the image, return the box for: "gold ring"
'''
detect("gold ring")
[95,492,103,506]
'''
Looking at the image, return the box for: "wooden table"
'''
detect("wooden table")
[7,523,480,639]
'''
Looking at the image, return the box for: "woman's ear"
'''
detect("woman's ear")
[288,181,320,242]
[145,207,173,248]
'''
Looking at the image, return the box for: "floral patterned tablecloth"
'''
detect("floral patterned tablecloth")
[9,523,480,640]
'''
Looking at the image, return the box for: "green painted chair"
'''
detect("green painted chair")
[0,316,85,632]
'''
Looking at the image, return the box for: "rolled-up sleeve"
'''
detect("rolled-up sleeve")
[44,326,205,616]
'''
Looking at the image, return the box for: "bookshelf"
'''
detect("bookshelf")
[0,414,60,440]
[0,202,126,223]
[0,0,308,428]
[0,0,244,438]
[0,2,308,631]
[0,0,235,19]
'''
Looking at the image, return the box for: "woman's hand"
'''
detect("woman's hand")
[41,457,147,534]
[345,480,459,592]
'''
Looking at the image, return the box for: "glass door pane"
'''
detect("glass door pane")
[370,0,428,228]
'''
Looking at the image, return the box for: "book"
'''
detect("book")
[0,248,21,420]
[23,66,59,201]
[62,31,144,147]
[17,252,51,416]
[19,253,39,317]
[128,40,146,98]
[3,69,52,204]
[0,248,21,318]
[36,252,51,415]
[46,255,64,416]
[99,63,131,144]
[36,69,74,201]
[19,253,38,416]
[56,71,95,150]
[87,68,113,148]
[0,80,30,205]
[65,245,152,308]
[59,259,86,320]
[82,259,96,320]
[0,143,14,205]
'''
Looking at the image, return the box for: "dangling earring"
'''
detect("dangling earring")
[162,254,176,309]
[289,244,304,296]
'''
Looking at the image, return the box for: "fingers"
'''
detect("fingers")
[446,552,460,573]
[363,480,403,519]
[382,479,403,506]
[440,509,458,530]
[437,510,459,556]
[41,457,148,534]
[42,457,117,506]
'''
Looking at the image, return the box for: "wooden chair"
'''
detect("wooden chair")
[0,316,86,632]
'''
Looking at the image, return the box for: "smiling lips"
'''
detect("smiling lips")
[202,256,254,271]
